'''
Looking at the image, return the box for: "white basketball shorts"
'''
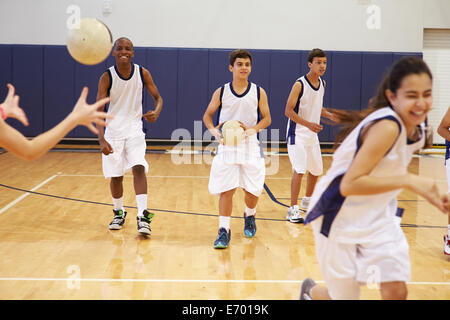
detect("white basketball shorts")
[287,140,323,176]
[208,150,265,197]
[311,217,410,300]
[102,133,148,178]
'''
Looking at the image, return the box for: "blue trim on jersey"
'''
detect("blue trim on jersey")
[356,115,402,154]
[304,174,345,237]
[106,69,112,99]
[139,66,147,134]
[215,86,224,127]
[406,125,424,145]
[304,74,321,91]
[445,140,450,161]
[114,63,135,81]
[230,81,251,98]
[286,80,303,145]
[396,207,404,218]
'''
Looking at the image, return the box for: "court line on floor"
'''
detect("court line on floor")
[0,178,445,227]
[58,174,292,180]
[0,277,447,286]
[0,175,58,215]
[0,182,286,222]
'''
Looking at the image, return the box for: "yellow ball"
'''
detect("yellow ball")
[66,18,113,65]
[222,120,244,146]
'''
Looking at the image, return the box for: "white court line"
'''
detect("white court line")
[0,174,59,215]
[0,277,448,286]
[58,174,292,180]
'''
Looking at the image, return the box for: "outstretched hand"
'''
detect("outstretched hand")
[1,84,29,126]
[70,87,112,134]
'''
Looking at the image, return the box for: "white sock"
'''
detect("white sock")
[136,194,147,217]
[245,206,256,217]
[219,216,230,231]
[112,197,124,211]
[447,224,450,237]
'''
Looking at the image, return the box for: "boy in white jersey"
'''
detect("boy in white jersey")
[285,49,337,223]
[299,57,448,300]
[203,49,271,249]
[437,107,450,255]
[96,37,163,235]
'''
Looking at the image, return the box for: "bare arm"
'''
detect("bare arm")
[340,119,446,213]
[437,107,450,142]
[0,86,110,161]
[203,88,223,143]
[141,68,163,123]
[96,72,110,141]
[284,81,323,133]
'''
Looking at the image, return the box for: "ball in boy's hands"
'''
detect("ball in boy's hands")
[222,120,244,146]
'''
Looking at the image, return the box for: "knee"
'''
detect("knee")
[221,189,236,199]
[132,165,145,175]
[381,282,408,300]
[111,176,123,184]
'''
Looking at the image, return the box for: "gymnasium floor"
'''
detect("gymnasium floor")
[0,145,448,300]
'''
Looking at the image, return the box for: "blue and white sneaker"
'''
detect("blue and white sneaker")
[214,228,231,249]
[244,214,257,238]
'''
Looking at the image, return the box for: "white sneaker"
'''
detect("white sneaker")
[444,235,450,256]
[286,205,304,223]
[300,197,311,210]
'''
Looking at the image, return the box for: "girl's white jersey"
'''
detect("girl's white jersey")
[217,82,262,158]
[304,107,426,243]
[286,75,325,146]
[105,63,144,140]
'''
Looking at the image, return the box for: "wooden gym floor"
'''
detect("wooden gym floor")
[0,145,448,300]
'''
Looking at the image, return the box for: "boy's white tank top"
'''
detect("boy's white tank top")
[286,75,325,146]
[216,82,262,157]
[105,63,144,139]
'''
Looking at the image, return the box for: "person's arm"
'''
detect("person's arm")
[141,68,163,123]
[437,107,450,142]
[96,72,114,155]
[284,81,323,133]
[340,119,446,213]
[203,87,223,144]
[0,86,111,161]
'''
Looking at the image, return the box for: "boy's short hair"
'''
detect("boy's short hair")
[114,37,134,50]
[229,49,252,66]
[308,48,326,63]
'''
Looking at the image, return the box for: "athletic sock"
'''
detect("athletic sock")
[219,216,230,232]
[112,197,124,211]
[136,194,147,217]
[245,206,256,217]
